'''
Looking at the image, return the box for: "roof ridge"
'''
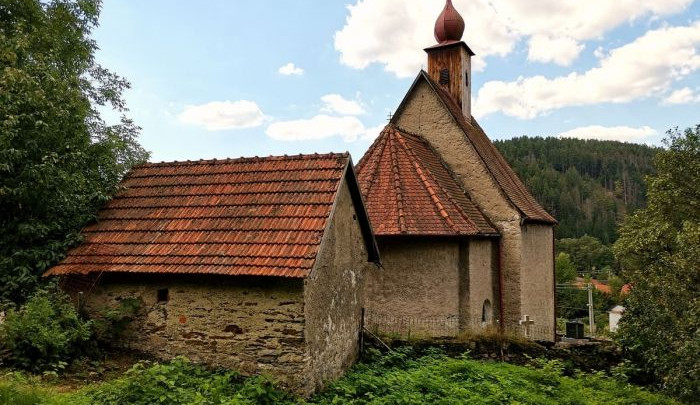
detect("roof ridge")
[142,152,350,168]
[392,129,460,233]
[358,127,391,198]
[388,131,408,233]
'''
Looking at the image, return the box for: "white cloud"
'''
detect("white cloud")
[558,125,657,142]
[474,21,700,119]
[321,94,366,115]
[334,0,694,77]
[278,62,304,76]
[662,87,700,105]
[527,35,585,66]
[266,115,368,142]
[178,100,265,131]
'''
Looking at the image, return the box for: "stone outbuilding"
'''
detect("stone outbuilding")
[356,0,557,340]
[44,153,379,395]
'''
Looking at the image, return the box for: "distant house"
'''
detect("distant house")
[356,0,557,340]
[609,305,626,332]
[44,153,379,396]
[575,277,613,294]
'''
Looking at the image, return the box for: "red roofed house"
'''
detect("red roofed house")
[45,153,379,395]
[356,0,557,340]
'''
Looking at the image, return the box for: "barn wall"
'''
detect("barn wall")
[303,178,370,393]
[364,238,461,336]
[83,275,310,392]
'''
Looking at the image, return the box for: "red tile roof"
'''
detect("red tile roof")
[394,71,557,225]
[45,153,377,279]
[356,125,497,236]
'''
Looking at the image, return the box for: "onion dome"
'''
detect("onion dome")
[434,0,465,43]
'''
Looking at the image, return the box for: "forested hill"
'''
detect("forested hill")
[494,137,659,244]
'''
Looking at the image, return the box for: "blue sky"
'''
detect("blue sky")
[93,0,700,163]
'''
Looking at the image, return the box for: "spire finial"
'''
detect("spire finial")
[434,0,465,43]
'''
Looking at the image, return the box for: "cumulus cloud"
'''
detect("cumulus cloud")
[527,35,585,66]
[278,62,304,76]
[334,0,693,76]
[321,94,366,115]
[474,21,700,119]
[662,87,700,105]
[558,125,657,142]
[266,115,370,142]
[178,100,265,131]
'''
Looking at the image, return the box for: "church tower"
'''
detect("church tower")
[424,0,474,118]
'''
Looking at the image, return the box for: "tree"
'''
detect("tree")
[614,125,700,401]
[0,0,149,304]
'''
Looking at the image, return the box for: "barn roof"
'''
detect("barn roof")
[393,71,557,225]
[44,153,379,279]
[356,125,497,237]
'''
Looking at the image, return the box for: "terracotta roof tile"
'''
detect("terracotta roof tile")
[45,153,355,279]
[356,126,496,236]
[396,71,557,225]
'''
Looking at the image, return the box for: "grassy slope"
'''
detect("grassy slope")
[0,352,679,405]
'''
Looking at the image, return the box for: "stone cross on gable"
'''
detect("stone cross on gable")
[519,315,535,338]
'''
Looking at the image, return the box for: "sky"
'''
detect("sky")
[92,0,700,163]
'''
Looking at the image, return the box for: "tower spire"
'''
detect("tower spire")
[434,0,465,43]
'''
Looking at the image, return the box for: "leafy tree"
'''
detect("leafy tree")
[555,253,577,283]
[0,0,148,304]
[614,125,700,401]
[558,235,615,275]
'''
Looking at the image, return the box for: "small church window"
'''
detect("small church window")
[481,299,492,324]
[157,288,169,303]
[439,68,450,85]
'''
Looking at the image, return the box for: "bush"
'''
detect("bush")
[0,287,92,372]
[91,297,143,347]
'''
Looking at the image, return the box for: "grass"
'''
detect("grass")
[0,349,681,405]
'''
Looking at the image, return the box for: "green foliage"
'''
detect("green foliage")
[614,125,700,402]
[0,287,91,373]
[0,0,149,305]
[91,297,142,346]
[555,253,577,283]
[557,236,616,276]
[0,352,681,404]
[495,137,658,243]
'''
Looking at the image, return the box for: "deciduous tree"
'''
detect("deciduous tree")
[0,0,149,304]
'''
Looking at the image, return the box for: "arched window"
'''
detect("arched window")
[481,299,492,324]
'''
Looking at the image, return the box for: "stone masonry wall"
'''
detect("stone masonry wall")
[395,80,526,329]
[83,275,308,392]
[303,178,370,393]
[520,224,555,340]
[467,239,498,327]
[364,238,461,336]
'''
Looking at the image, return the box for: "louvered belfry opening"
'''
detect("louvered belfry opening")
[439,68,450,86]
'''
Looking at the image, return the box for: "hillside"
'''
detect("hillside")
[494,137,658,243]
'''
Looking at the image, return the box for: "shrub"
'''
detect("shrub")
[0,287,92,372]
[91,297,143,347]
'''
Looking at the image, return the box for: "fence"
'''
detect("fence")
[364,309,555,341]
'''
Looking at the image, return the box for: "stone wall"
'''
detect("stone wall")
[84,274,309,392]
[520,224,555,341]
[394,79,555,337]
[303,177,370,393]
[467,239,498,327]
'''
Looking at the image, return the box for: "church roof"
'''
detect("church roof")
[44,153,378,279]
[356,125,497,237]
[394,71,557,225]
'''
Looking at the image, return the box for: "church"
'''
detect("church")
[44,0,556,395]
[356,0,557,341]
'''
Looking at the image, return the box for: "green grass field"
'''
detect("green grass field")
[0,349,680,405]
